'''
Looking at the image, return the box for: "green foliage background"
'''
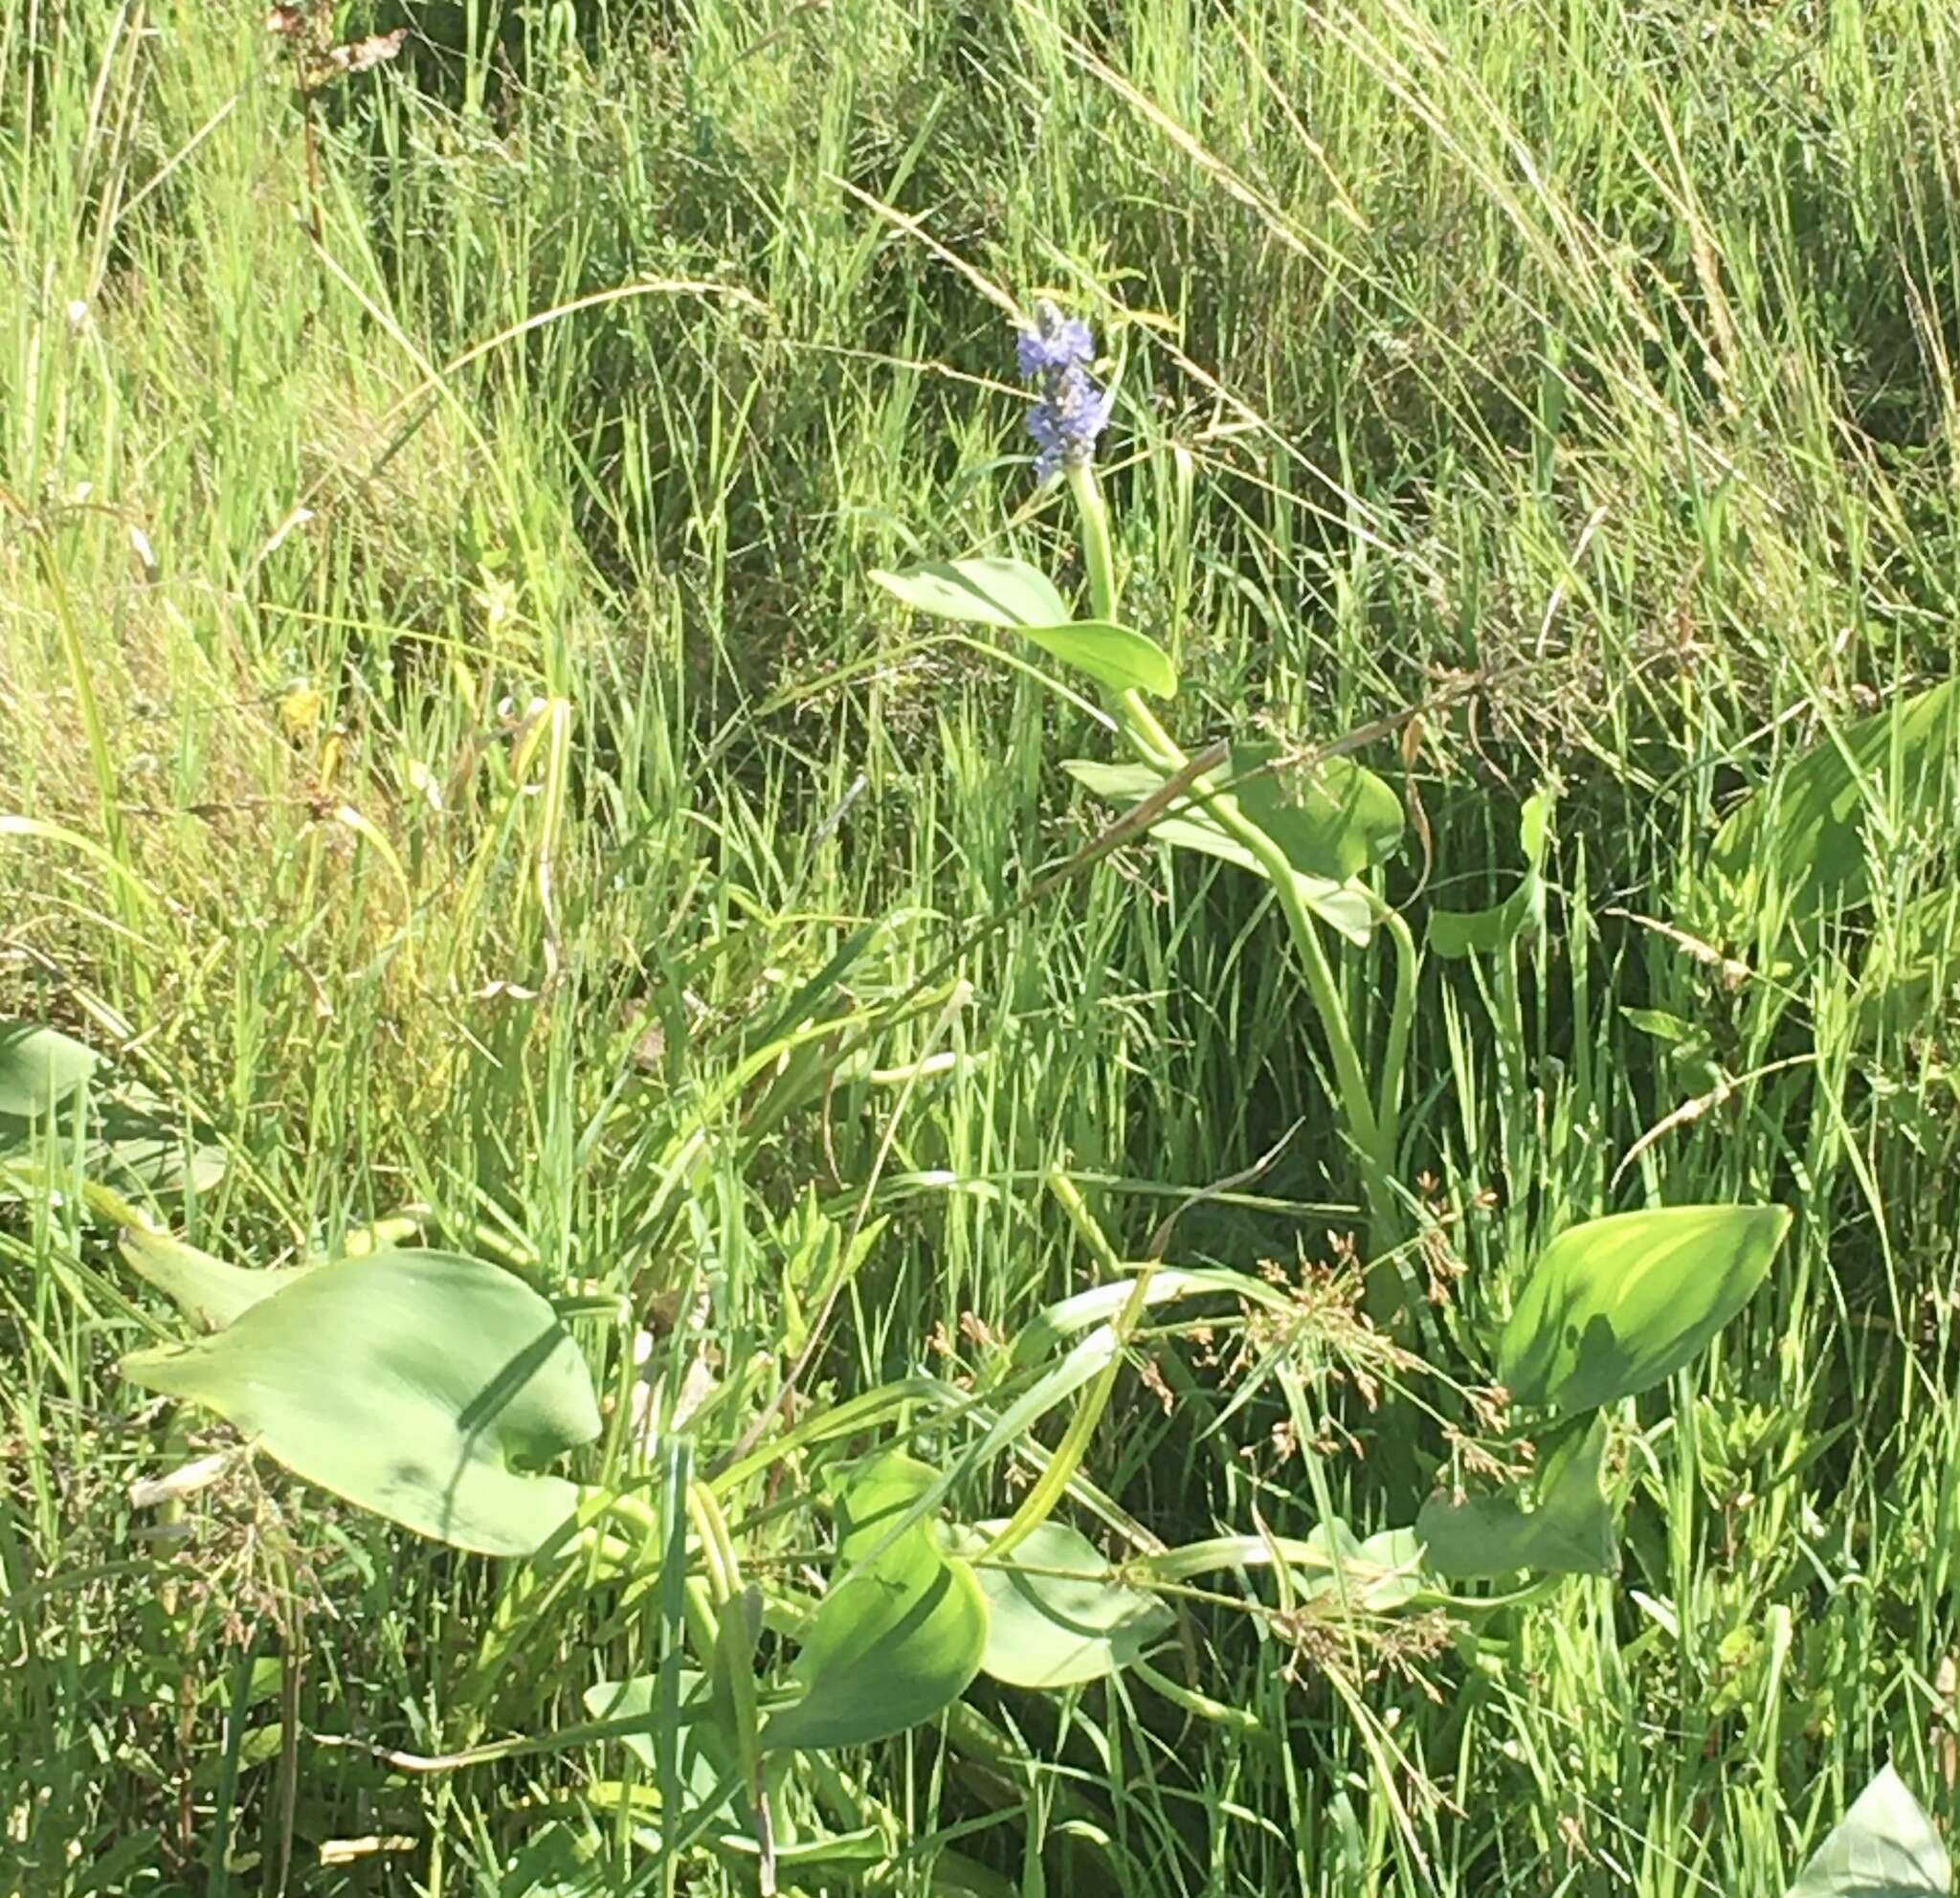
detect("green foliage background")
[3,0,1959,1891]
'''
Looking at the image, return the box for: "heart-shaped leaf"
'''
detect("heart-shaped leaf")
[764,1450,987,1753]
[0,1021,98,1121]
[1062,760,1376,945]
[1018,620,1176,698]
[1794,1764,1944,1898]
[1708,680,1960,931]
[1225,742,1403,880]
[871,558,1068,630]
[1417,1415,1616,1579]
[1299,1521,1428,1612]
[1785,1763,1951,1897]
[122,1248,600,1555]
[1429,791,1554,958]
[959,1519,1172,1688]
[1499,1205,1792,1413]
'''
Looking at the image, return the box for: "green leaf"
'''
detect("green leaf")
[1416,1415,1617,1579]
[1499,1205,1792,1413]
[121,1226,317,1331]
[869,561,1176,696]
[122,1249,599,1555]
[1225,742,1403,880]
[89,1085,228,1197]
[1428,882,1540,958]
[583,1674,727,1798]
[0,1021,98,1121]
[960,1520,1173,1688]
[1018,620,1176,698]
[1062,759,1377,946]
[764,1451,987,1753]
[1620,1007,1698,1044]
[871,557,1068,630]
[1850,883,1960,1044]
[1785,1764,1951,1898]
[0,1026,225,1203]
[1708,680,1960,930]
[1299,1521,1428,1612]
[1428,790,1553,959]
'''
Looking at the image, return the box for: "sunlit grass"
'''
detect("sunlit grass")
[4,0,1959,1892]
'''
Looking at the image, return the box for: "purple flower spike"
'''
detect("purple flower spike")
[1016,301,1095,379]
[1014,300,1110,482]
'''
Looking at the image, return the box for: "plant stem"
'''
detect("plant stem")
[1064,464,1404,1265]
[1067,459,1121,623]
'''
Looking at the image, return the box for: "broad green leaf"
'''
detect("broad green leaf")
[121,1226,317,1330]
[1708,680,1960,930]
[1428,790,1553,959]
[89,1086,227,1197]
[1428,882,1540,959]
[1063,760,1377,946]
[1225,742,1403,880]
[583,1674,727,1798]
[1299,1521,1428,1612]
[0,1021,98,1120]
[122,1249,599,1555]
[1018,620,1176,698]
[959,1519,1172,1688]
[0,1027,225,1203]
[871,557,1068,630]
[1500,1205,1792,1413]
[1785,1764,1951,1898]
[1620,1007,1698,1044]
[1416,1415,1616,1579]
[764,1451,987,1753]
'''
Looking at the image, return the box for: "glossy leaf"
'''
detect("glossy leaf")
[0,1021,98,1120]
[1063,760,1376,946]
[1416,1415,1616,1579]
[960,1519,1172,1688]
[1429,790,1553,959]
[764,1451,987,1753]
[1785,1764,1951,1898]
[122,1249,599,1555]
[1018,619,1176,698]
[871,557,1067,631]
[1708,679,1960,929]
[1499,1205,1792,1413]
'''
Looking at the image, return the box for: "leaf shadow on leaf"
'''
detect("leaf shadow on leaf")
[455,1323,590,1465]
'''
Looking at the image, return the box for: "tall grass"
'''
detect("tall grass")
[3,0,1958,1891]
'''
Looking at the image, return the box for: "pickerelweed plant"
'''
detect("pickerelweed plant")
[880,301,1437,1321]
[26,297,1859,1892]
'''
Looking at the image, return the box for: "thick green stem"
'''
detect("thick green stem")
[1375,901,1418,1165]
[1068,460,1121,623]
[1061,474,1399,1257]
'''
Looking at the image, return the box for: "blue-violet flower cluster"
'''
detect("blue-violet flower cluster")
[1017,300,1112,483]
